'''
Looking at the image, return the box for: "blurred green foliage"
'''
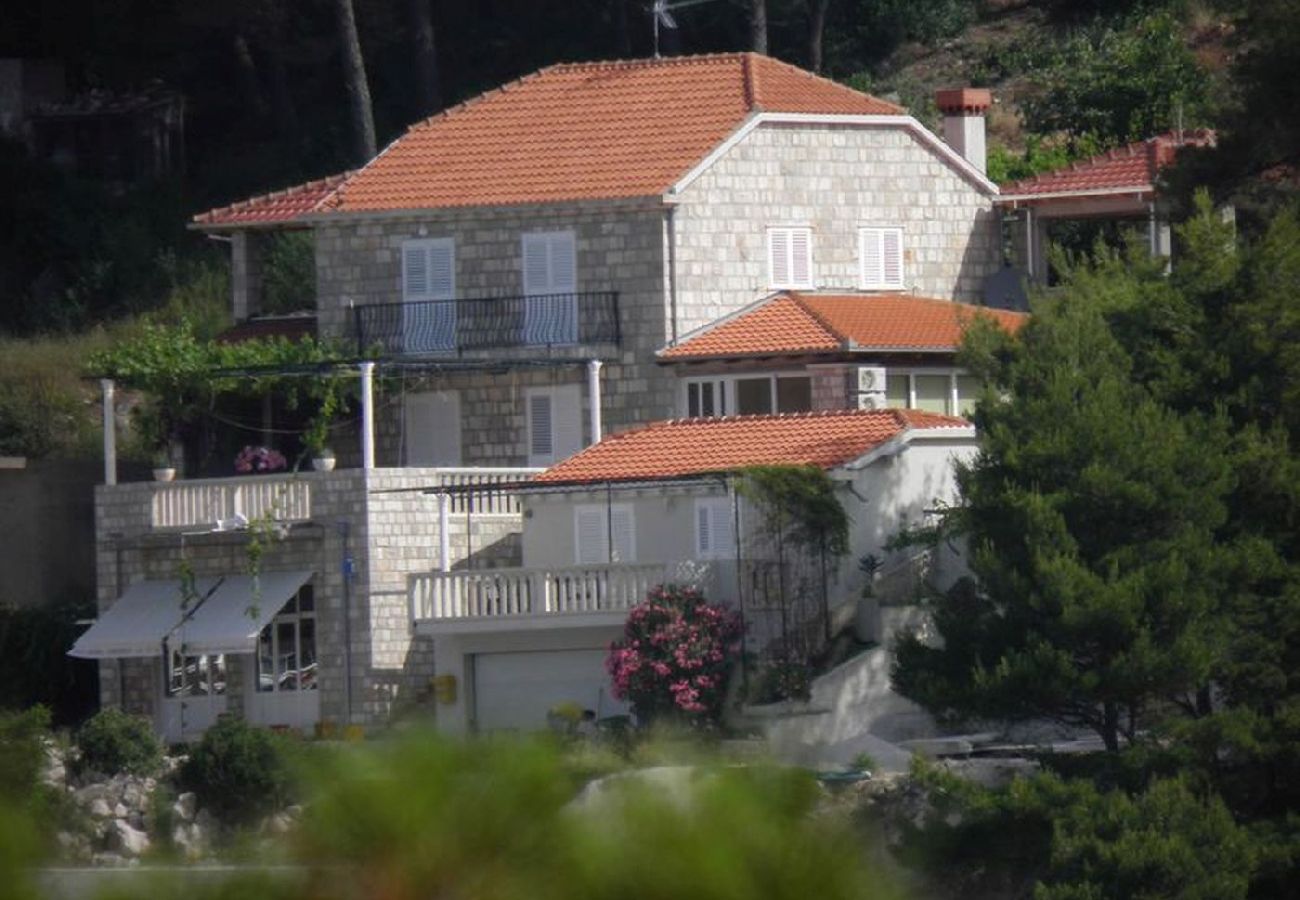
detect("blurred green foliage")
[76,707,163,777]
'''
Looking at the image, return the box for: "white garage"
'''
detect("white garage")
[471,648,628,732]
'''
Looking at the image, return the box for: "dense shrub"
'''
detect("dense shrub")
[76,707,163,776]
[0,596,100,725]
[606,585,743,728]
[179,716,293,825]
[0,706,51,802]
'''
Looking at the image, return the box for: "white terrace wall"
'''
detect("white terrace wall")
[93,469,524,733]
[312,200,677,464]
[671,122,1001,333]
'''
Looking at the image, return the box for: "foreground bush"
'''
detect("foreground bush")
[76,707,162,776]
[179,716,293,825]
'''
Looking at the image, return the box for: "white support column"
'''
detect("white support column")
[359,362,375,470]
[100,379,117,486]
[438,492,451,573]
[587,359,604,446]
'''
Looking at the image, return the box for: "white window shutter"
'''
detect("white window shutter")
[428,241,455,300]
[528,393,553,460]
[403,392,461,466]
[403,243,430,299]
[549,232,576,293]
[522,234,551,296]
[860,229,882,288]
[551,384,584,460]
[610,507,635,563]
[790,228,811,287]
[882,229,903,287]
[768,229,791,287]
[574,507,608,565]
[696,503,713,556]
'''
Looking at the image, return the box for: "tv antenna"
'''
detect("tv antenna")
[651,0,720,58]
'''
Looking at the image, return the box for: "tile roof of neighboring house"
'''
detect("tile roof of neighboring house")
[998,130,1215,199]
[193,172,354,228]
[659,292,1026,360]
[533,408,968,485]
[214,314,317,344]
[320,53,903,212]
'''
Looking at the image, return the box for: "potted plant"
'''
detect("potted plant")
[151,450,176,482]
[235,445,288,474]
[303,379,343,472]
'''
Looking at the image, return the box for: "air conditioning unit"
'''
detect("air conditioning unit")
[854,366,888,410]
[856,392,885,411]
[856,366,888,393]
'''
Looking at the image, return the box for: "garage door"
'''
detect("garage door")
[472,649,628,732]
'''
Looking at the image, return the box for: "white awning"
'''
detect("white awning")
[176,570,313,655]
[69,577,223,659]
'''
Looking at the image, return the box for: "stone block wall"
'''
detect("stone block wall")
[672,122,1002,334]
[93,468,527,732]
[313,201,679,463]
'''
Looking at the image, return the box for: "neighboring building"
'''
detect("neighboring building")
[414,409,976,734]
[998,129,1216,286]
[82,53,1013,740]
[658,291,1026,418]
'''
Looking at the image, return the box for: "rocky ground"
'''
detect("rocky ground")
[41,741,300,867]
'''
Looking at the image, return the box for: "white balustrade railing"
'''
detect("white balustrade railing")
[411,563,671,622]
[151,476,312,530]
[425,467,543,516]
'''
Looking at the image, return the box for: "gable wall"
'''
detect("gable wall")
[671,122,1000,334]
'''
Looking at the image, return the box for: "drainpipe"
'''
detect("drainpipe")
[1024,208,1035,284]
[101,379,117,486]
[587,359,603,446]
[359,361,375,470]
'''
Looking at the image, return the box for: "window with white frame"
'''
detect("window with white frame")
[526,384,583,467]
[401,238,457,351]
[574,504,636,564]
[767,226,813,289]
[256,584,317,694]
[695,497,736,559]
[164,647,226,697]
[521,230,578,344]
[859,227,904,290]
[681,374,813,418]
[884,370,981,416]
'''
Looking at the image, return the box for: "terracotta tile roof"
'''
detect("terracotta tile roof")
[533,408,969,485]
[999,130,1215,199]
[660,292,1026,360]
[324,53,902,212]
[193,172,353,228]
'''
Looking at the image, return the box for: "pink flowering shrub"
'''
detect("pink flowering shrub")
[235,445,287,474]
[606,584,743,728]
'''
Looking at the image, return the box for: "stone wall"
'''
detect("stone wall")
[313,201,678,462]
[671,122,1002,334]
[93,468,526,733]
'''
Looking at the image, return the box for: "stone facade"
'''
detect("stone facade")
[671,123,1001,334]
[93,469,524,734]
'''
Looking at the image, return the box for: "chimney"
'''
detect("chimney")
[935,88,992,175]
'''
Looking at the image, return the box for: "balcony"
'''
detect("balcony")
[353,291,621,356]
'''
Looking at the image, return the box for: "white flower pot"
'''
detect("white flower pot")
[311,456,336,472]
[152,467,176,482]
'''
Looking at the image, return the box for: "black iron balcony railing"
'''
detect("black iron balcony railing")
[353,291,621,356]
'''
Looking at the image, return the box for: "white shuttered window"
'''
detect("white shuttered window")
[767,226,813,289]
[521,231,578,344]
[695,497,736,559]
[574,504,636,565]
[526,384,583,467]
[859,227,904,290]
[401,238,456,351]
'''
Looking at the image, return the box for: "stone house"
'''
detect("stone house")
[80,53,1010,740]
